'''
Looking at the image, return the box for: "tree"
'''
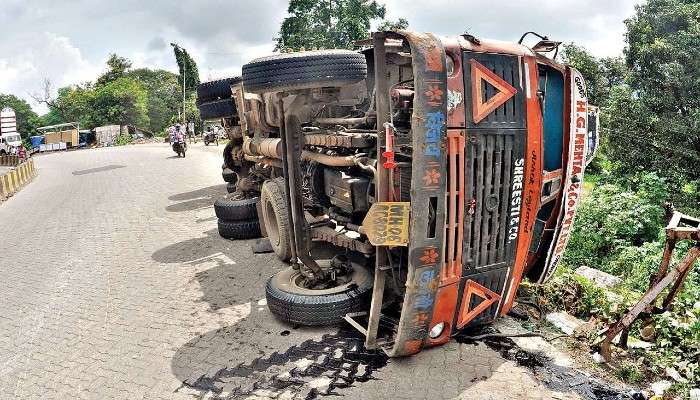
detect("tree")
[608,0,700,182]
[275,0,387,50]
[91,77,149,128]
[171,44,200,93]
[0,94,40,139]
[128,68,181,133]
[96,54,132,86]
[562,44,627,108]
[377,17,408,31]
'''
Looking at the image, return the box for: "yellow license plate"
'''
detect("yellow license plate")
[362,202,410,246]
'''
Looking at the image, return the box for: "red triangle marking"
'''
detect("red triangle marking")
[470,59,518,124]
[456,279,501,328]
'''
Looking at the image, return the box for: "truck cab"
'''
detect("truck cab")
[0,107,22,154]
[1,134,22,153]
[198,30,599,356]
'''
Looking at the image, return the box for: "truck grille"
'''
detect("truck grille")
[461,52,525,273]
[463,132,518,270]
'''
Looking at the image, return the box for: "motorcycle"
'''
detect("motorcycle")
[203,130,218,146]
[171,134,187,157]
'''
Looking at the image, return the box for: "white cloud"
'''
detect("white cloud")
[381,0,642,57]
[0,32,101,114]
[0,0,642,115]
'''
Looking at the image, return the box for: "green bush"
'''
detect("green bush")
[563,172,668,270]
[615,362,643,383]
[551,171,700,392]
[115,134,132,146]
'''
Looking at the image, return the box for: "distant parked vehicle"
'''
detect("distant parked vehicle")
[0,107,22,154]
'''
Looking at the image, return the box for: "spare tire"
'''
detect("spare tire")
[198,98,236,120]
[260,178,292,262]
[214,195,258,221]
[218,219,261,240]
[242,50,367,94]
[266,265,373,326]
[197,76,241,104]
[223,142,236,170]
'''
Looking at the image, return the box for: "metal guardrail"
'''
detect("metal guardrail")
[0,158,37,201]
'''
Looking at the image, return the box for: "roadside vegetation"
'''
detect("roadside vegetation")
[0,46,201,145]
[537,1,700,393]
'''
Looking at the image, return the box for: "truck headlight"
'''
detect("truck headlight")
[429,322,446,339]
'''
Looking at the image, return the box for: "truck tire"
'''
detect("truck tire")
[198,98,236,120]
[242,50,367,94]
[265,265,373,326]
[260,178,292,262]
[223,142,236,170]
[222,168,237,183]
[217,219,261,240]
[214,195,258,221]
[196,76,241,104]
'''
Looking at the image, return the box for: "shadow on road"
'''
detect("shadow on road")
[152,228,223,264]
[72,164,126,175]
[166,184,226,213]
[152,227,276,311]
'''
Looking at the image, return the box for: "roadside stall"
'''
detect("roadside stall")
[37,122,80,152]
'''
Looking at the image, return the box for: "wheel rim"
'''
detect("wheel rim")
[276,265,370,296]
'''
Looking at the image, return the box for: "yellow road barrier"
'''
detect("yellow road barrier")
[0,158,37,201]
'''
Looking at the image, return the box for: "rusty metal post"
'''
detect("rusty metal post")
[365,31,390,349]
[600,244,700,360]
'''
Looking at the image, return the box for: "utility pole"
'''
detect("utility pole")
[182,61,186,124]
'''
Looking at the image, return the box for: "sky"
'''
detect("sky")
[0,0,642,114]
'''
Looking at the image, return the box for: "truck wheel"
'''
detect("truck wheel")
[221,168,237,183]
[198,98,236,120]
[217,219,261,240]
[260,178,292,262]
[223,142,236,170]
[266,265,373,326]
[197,76,241,103]
[242,50,367,94]
[214,195,258,221]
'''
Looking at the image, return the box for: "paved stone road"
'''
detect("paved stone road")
[0,143,582,399]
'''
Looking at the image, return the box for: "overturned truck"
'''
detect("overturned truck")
[197,30,599,356]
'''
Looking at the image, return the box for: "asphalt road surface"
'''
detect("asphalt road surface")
[0,143,584,399]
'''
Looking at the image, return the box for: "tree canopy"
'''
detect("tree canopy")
[561,0,700,209]
[128,68,181,133]
[275,0,389,50]
[609,0,700,182]
[34,53,190,134]
[96,54,133,86]
[376,17,409,31]
[171,44,200,93]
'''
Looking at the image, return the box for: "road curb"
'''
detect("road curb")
[0,158,37,202]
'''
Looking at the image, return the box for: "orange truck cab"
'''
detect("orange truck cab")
[348,31,598,356]
[202,30,599,357]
